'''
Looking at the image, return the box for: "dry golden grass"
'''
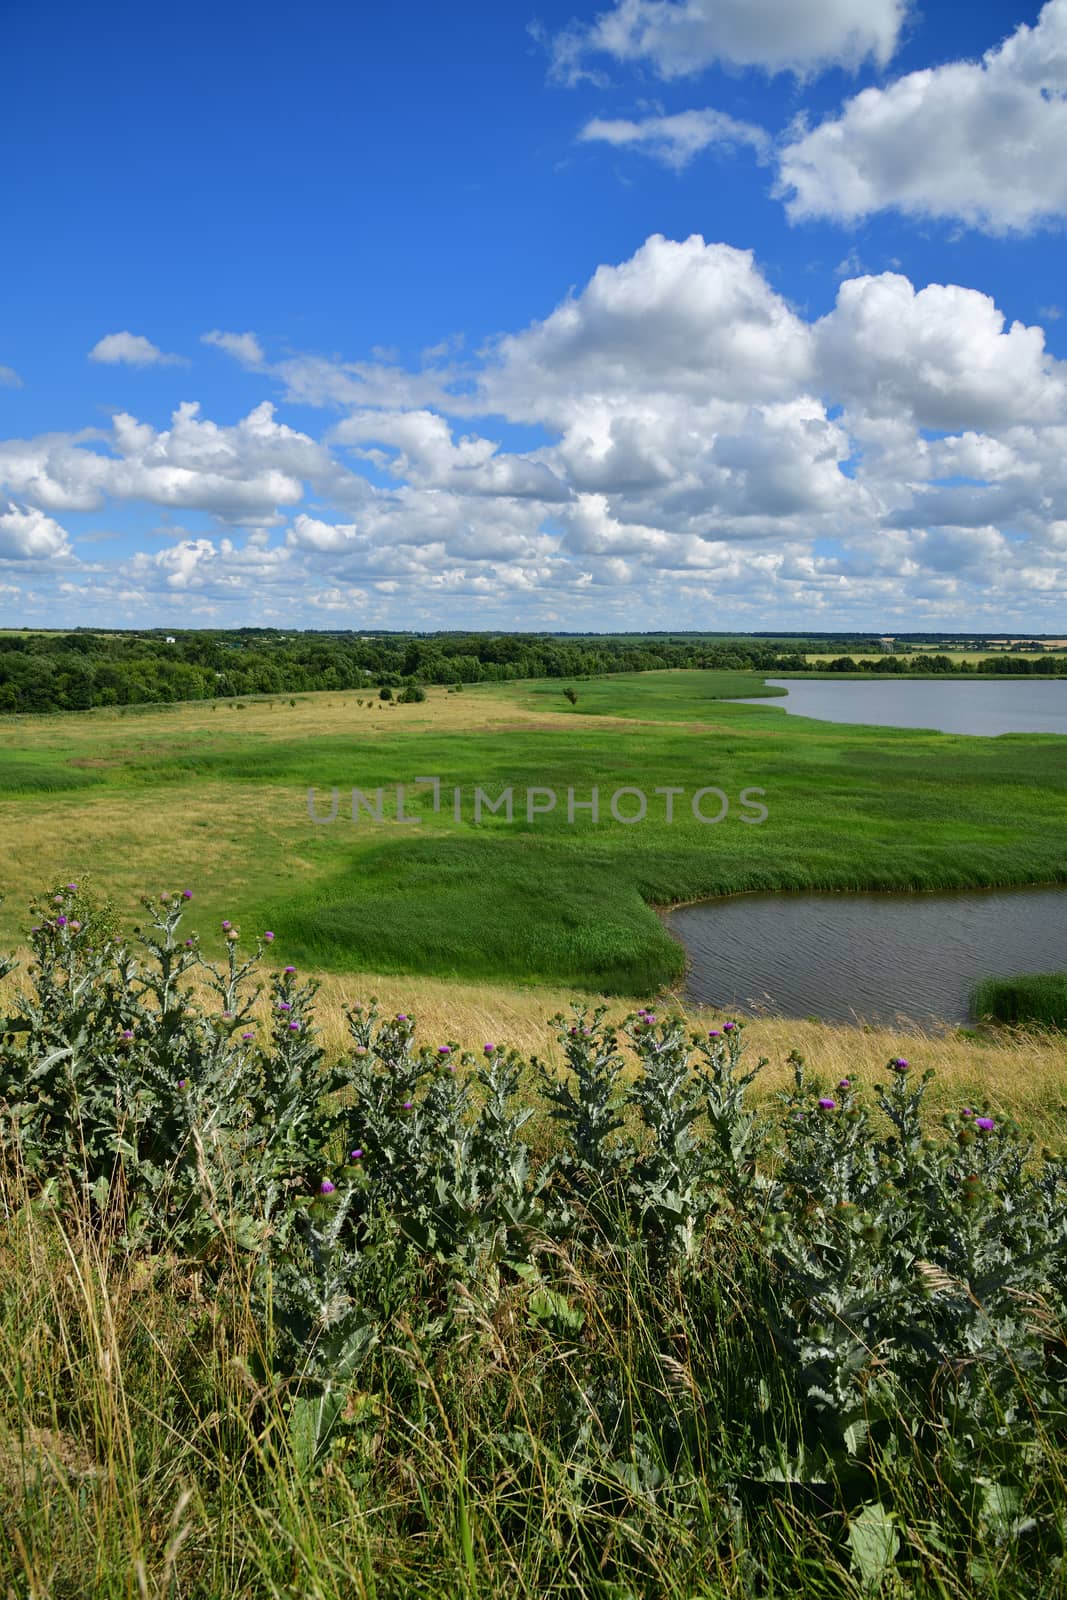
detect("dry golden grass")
[802,649,1057,666]
[0,782,353,939]
[1,681,540,750]
[4,952,1063,1141]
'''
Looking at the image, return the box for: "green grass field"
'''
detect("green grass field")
[1,669,1065,992]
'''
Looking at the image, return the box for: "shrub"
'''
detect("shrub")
[378,685,393,701]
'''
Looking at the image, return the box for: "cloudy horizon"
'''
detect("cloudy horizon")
[3,0,1066,632]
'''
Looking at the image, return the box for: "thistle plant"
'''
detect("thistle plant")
[537,1005,631,1238]
[0,875,1065,1565]
[623,1007,722,1266]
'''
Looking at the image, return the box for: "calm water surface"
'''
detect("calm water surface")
[730,678,1067,736]
[664,887,1067,1026]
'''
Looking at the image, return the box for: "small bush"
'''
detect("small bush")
[379,685,393,701]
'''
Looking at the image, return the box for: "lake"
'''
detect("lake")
[663,885,1067,1027]
[730,677,1067,736]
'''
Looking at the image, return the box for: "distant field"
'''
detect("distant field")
[802,649,1057,664]
[1,669,1064,993]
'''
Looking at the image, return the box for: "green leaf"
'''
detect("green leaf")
[289,1389,347,1475]
[527,1287,584,1334]
[847,1501,899,1593]
[844,1418,870,1457]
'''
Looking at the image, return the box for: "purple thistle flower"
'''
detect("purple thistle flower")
[961,1108,974,1119]
[724,1021,736,1032]
[121,1030,133,1040]
[242,1030,254,1041]
[66,883,78,892]
[708,1029,721,1038]
[837,1079,851,1090]
[278,1000,291,1010]
[182,889,193,900]
[284,965,296,974]
[55,915,67,928]
[288,1021,300,1032]
[349,1149,363,1160]
[396,1013,409,1021]
[975,1116,995,1132]
[53,895,63,905]
[319,1180,335,1195]
[438,1045,451,1055]
[177,1079,187,1090]
[818,1097,837,1110]
[263,931,274,942]
[484,1042,495,1054]
[221,920,231,930]
[892,1057,909,1072]
[402,1100,413,1109]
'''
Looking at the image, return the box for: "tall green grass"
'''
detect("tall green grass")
[972,971,1067,1029]
[4,1169,1065,1600]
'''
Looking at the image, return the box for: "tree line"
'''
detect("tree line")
[0,629,1060,715]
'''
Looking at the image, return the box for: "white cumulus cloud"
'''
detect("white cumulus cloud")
[0,502,72,560]
[202,330,266,368]
[579,108,769,170]
[5,235,1067,629]
[88,332,186,367]
[551,0,907,82]
[777,0,1067,232]
[816,273,1066,430]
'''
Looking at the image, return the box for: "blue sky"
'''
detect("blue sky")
[3,0,1066,632]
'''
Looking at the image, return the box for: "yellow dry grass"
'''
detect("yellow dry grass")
[4,952,1064,1141]
[0,681,538,750]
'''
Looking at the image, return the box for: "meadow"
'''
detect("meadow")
[2,667,1066,1599]
[1,670,1064,994]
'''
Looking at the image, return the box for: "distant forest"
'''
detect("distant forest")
[0,629,1063,714]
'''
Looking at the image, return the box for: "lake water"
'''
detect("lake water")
[730,677,1067,736]
[663,886,1067,1026]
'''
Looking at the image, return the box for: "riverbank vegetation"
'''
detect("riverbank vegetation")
[1,674,1063,991]
[972,972,1067,1031]
[1,889,1066,1598]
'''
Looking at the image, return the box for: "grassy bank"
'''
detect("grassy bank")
[1,670,1064,991]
